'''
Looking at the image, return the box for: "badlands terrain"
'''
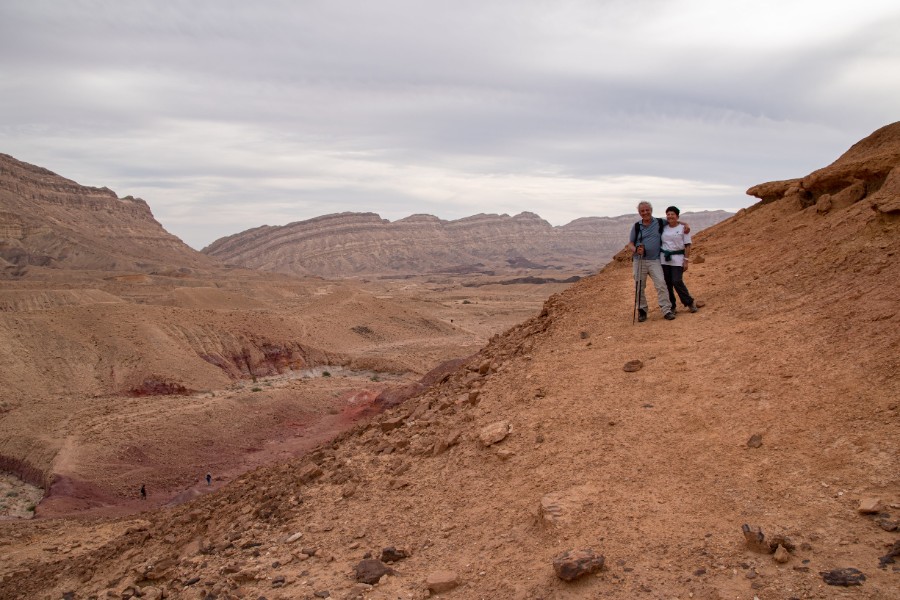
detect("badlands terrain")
[0,122,898,600]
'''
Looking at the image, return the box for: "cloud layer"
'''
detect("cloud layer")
[2,0,898,249]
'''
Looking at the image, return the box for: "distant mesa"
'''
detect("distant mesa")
[203,209,733,278]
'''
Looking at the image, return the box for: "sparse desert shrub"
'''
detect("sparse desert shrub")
[462,299,472,304]
[322,371,331,377]
[6,491,18,497]
[26,504,35,512]
[370,375,380,382]
[251,387,262,392]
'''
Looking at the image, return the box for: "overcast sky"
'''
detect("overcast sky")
[2,1,898,249]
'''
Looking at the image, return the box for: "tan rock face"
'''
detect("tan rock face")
[202,210,732,278]
[0,153,215,275]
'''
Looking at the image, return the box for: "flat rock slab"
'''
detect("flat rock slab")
[623,360,643,372]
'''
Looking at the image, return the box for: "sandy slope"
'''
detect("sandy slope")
[1,153,898,599]
[1,124,898,599]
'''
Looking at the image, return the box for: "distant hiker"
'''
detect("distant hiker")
[206,472,212,486]
[140,484,146,500]
[626,201,678,322]
[660,206,699,313]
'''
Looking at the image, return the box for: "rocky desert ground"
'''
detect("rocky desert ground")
[0,122,898,600]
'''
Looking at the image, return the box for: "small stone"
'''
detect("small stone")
[878,540,900,568]
[379,417,404,432]
[820,567,865,586]
[858,498,883,514]
[478,359,492,375]
[773,544,790,564]
[623,360,643,372]
[313,591,330,598]
[285,532,303,543]
[875,516,899,531]
[354,559,394,584]
[552,548,605,581]
[580,331,589,339]
[425,570,460,593]
[380,546,409,563]
[479,421,510,446]
[747,434,763,448]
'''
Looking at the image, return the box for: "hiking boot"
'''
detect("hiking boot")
[638,309,647,322]
[688,304,699,313]
[664,311,676,320]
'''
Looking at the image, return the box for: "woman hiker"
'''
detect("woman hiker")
[660,206,699,314]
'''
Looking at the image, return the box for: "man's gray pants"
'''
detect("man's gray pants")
[633,258,672,315]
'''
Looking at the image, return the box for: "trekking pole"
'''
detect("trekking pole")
[632,252,643,324]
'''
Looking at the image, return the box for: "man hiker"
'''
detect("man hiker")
[206,472,212,486]
[626,201,678,322]
[140,484,146,500]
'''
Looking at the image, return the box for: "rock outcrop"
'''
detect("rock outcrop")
[747,121,900,215]
[0,153,215,275]
[203,210,732,277]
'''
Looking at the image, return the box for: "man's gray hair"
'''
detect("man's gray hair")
[637,201,652,211]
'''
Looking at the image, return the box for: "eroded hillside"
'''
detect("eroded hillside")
[1,125,897,599]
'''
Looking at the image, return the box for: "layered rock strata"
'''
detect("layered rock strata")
[0,153,215,275]
[204,210,732,277]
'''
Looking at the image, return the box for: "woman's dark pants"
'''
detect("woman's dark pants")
[662,264,694,309]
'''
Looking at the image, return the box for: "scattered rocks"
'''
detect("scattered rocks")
[746,433,763,448]
[552,548,605,581]
[820,567,866,586]
[354,559,394,584]
[425,570,460,593]
[479,421,510,446]
[622,360,643,372]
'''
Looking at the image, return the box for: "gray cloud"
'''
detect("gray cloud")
[2,0,898,249]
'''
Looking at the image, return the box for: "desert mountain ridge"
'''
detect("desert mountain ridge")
[0,153,216,277]
[203,209,733,278]
[0,122,898,599]
[1,147,731,281]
